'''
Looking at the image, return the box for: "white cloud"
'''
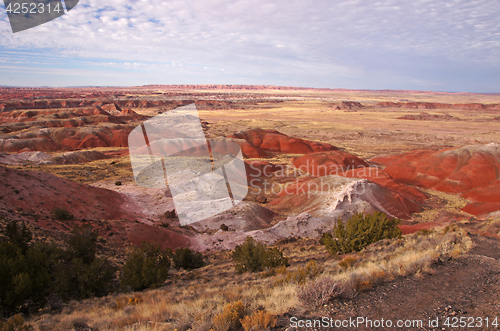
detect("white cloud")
[0,0,499,91]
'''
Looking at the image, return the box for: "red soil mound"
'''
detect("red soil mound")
[291,151,426,203]
[0,165,133,221]
[127,223,192,251]
[245,160,282,183]
[0,165,192,250]
[227,128,337,157]
[101,103,121,113]
[461,180,500,215]
[372,144,500,216]
[372,144,500,193]
[342,167,427,202]
[270,176,420,219]
[0,125,134,152]
[292,151,368,176]
[0,98,190,112]
[119,108,141,118]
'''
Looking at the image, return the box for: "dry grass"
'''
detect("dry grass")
[319,224,473,295]
[475,216,500,237]
[12,153,133,184]
[240,309,276,331]
[28,225,472,331]
[412,188,471,223]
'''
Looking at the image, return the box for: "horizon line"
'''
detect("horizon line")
[0,84,499,95]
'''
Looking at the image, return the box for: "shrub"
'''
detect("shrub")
[0,222,116,315]
[0,314,32,331]
[55,256,116,300]
[232,236,288,273]
[114,181,122,186]
[55,225,116,300]
[5,221,32,253]
[0,223,58,315]
[338,256,358,269]
[67,224,98,264]
[240,310,276,331]
[50,207,74,221]
[296,277,343,309]
[319,232,332,245]
[355,279,372,292]
[323,212,402,255]
[173,248,204,270]
[261,247,288,269]
[212,301,245,331]
[220,223,229,231]
[115,294,143,309]
[273,260,320,286]
[121,241,171,291]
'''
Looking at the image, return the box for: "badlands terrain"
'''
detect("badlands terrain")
[1,85,500,330]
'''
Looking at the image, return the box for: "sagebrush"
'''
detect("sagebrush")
[232,236,288,273]
[322,212,402,255]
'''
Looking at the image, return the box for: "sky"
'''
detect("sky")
[0,0,500,92]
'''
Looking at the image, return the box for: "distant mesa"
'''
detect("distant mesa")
[375,101,499,110]
[331,101,363,110]
[397,112,460,121]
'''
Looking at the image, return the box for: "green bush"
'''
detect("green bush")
[173,248,204,270]
[0,223,59,315]
[50,207,74,221]
[5,221,32,253]
[232,236,288,273]
[0,222,116,316]
[55,257,116,300]
[54,224,116,300]
[67,224,98,265]
[323,212,402,255]
[121,242,171,291]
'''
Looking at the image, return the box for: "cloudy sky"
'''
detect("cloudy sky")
[1,0,499,92]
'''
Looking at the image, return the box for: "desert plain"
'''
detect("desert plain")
[1,85,500,330]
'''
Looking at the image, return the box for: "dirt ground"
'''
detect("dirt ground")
[279,234,500,330]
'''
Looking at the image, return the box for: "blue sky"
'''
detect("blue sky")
[1,0,500,92]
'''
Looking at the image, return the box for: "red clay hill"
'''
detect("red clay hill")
[0,165,192,251]
[0,99,192,153]
[227,128,338,158]
[372,144,500,216]
[291,151,427,203]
